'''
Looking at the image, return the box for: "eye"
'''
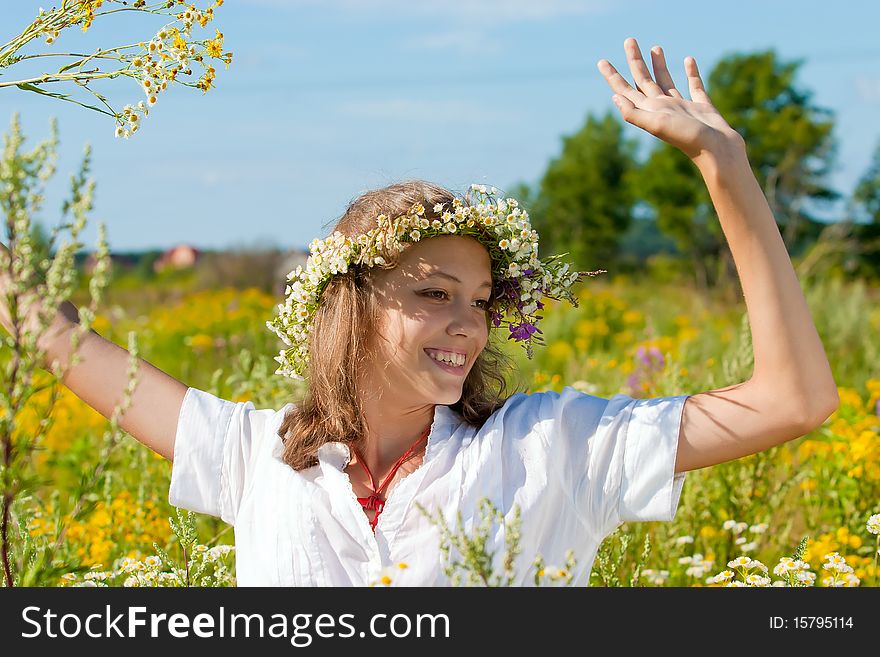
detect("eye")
[422,290,490,310]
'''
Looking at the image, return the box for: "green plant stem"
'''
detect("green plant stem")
[0,69,131,89]
[0,9,72,65]
[1,228,27,588]
[874,535,878,587]
[183,546,190,586]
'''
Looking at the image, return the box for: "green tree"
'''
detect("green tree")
[708,49,839,253]
[635,49,839,291]
[852,140,880,224]
[847,139,880,278]
[630,145,720,292]
[515,111,639,273]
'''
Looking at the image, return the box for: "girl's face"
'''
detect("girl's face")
[361,234,493,406]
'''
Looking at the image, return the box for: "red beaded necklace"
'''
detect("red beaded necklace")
[352,424,431,533]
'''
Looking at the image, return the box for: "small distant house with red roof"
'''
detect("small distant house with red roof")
[154,244,201,273]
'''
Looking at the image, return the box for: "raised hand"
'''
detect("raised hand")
[0,240,79,359]
[597,37,744,163]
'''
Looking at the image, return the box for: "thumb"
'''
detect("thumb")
[612,94,649,128]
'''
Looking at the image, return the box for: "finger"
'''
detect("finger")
[596,59,643,104]
[612,93,665,135]
[684,56,712,104]
[649,45,683,98]
[624,37,665,97]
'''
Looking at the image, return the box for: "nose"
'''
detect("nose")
[446,298,487,339]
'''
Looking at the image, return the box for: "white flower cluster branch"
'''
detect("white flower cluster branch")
[0,0,232,138]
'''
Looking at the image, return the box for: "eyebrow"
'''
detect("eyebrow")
[424,271,493,289]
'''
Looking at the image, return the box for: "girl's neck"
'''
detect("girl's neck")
[357,397,435,474]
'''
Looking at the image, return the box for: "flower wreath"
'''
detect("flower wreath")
[267,184,606,380]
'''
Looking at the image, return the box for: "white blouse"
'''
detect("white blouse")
[168,385,689,586]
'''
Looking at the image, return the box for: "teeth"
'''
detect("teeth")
[428,350,464,366]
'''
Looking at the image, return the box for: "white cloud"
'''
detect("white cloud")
[231,43,310,71]
[239,0,607,22]
[855,76,880,104]
[238,0,607,56]
[332,98,521,125]
[199,170,225,188]
[402,29,501,55]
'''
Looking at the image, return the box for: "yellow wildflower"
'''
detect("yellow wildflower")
[206,29,224,58]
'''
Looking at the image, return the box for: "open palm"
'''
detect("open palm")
[598,38,743,162]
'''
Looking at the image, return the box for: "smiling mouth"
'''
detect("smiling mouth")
[424,350,466,375]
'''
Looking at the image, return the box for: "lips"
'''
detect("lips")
[424,348,467,364]
[424,349,467,376]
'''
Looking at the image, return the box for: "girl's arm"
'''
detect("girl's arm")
[599,38,839,473]
[674,139,838,472]
[0,247,187,461]
[43,314,188,462]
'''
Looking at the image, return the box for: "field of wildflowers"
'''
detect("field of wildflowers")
[1,1,877,589]
[4,261,877,587]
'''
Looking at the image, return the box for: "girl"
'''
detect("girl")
[1,38,838,586]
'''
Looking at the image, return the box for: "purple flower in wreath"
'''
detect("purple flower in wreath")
[509,321,539,341]
[494,277,521,302]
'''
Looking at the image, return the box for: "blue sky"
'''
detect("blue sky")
[4,0,879,252]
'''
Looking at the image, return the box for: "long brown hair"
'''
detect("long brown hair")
[277,180,522,470]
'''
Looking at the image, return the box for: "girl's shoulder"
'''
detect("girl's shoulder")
[489,385,611,425]
[453,386,608,447]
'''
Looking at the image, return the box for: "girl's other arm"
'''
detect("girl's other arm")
[45,308,188,462]
[0,246,187,462]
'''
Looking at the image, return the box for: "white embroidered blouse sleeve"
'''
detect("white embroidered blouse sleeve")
[167,387,281,525]
[534,386,689,540]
